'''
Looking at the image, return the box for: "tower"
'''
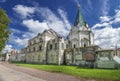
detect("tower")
[68,4,94,48]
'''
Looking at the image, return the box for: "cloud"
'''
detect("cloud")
[93,27,120,48]
[11,5,71,51]
[13,4,71,36]
[9,28,35,48]
[22,7,71,36]
[92,6,120,48]
[101,0,109,16]
[2,45,13,53]
[92,22,111,29]
[38,7,71,36]
[22,19,49,34]
[13,5,35,18]
[100,16,111,22]
[58,9,71,31]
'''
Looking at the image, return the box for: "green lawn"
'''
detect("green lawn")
[14,63,120,80]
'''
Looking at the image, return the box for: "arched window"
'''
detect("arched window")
[33,47,36,51]
[74,44,76,48]
[39,45,42,51]
[84,44,86,47]
[50,44,52,50]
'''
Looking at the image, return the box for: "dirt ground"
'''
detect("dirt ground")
[1,62,108,81]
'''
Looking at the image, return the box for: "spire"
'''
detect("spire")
[74,3,85,27]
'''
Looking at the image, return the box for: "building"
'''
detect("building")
[10,4,120,68]
[68,5,94,48]
[19,4,94,65]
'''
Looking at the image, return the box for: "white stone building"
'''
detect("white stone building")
[20,5,94,65]
[68,6,94,48]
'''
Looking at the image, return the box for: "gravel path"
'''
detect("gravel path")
[0,63,46,81]
[1,62,97,81]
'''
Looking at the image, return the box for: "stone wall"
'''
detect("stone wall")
[64,46,99,67]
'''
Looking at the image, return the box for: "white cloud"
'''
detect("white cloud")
[11,5,71,50]
[13,4,71,36]
[93,27,120,48]
[15,38,29,46]
[22,19,49,34]
[111,9,120,24]
[58,9,71,31]
[100,16,111,22]
[38,7,70,36]
[92,6,120,48]
[9,28,35,47]
[92,22,111,29]
[13,5,35,18]
[2,45,13,53]
[101,0,109,16]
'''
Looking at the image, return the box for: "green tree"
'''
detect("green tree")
[0,8,10,52]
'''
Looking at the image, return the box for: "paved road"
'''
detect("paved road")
[0,63,46,81]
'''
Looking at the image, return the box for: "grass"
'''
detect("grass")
[13,63,120,81]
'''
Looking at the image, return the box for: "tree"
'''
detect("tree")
[0,8,10,52]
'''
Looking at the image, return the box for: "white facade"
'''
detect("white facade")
[68,7,94,48]
[11,5,94,65]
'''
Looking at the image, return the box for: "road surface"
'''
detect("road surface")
[0,63,46,81]
[1,62,98,81]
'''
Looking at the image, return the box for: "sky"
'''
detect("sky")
[0,0,120,52]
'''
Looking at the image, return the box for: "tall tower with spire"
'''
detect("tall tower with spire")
[68,4,94,48]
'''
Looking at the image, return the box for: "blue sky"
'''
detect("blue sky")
[0,0,120,52]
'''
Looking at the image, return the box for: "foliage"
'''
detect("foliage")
[0,53,6,57]
[0,8,10,52]
[14,63,120,80]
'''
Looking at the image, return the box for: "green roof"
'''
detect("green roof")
[74,7,85,27]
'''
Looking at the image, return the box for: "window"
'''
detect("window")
[29,48,31,52]
[62,43,64,49]
[55,43,57,49]
[39,45,42,51]
[74,44,76,48]
[33,47,36,51]
[50,44,52,50]
[84,44,86,47]
[39,38,43,42]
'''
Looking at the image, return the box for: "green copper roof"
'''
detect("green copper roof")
[74,7,85,27]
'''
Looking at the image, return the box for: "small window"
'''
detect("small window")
[39,45,42,51]
[84,44,86,47]
[74,44,76,48]
[33,47,36,51]
[50,44,52,50]
[55,43,57,49]
[62,43,64,49]
[66,44,68,48]
[39,38,43,42]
